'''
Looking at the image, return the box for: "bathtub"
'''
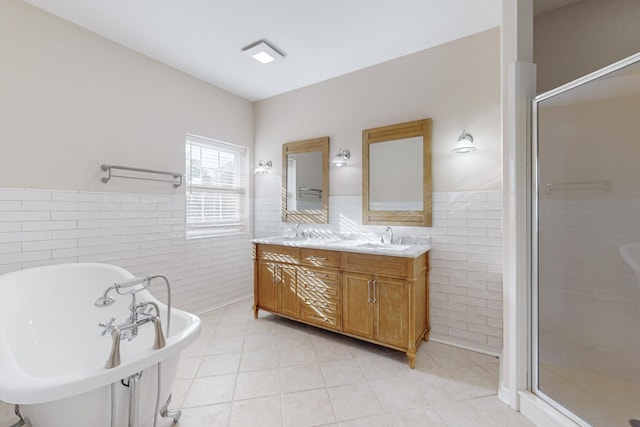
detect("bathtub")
[0,263,200,427]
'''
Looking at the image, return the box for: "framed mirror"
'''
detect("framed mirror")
[282,136,330,223]
[362,118,432,226]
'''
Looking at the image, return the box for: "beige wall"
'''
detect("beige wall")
[253,28,501,200]
[534,0,640,93]
[0,0,253,194]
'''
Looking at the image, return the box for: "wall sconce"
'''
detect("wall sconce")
[254,159,272,174]
[331,149,350,167]
[452,131,477,153]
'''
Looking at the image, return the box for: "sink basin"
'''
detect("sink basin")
[356,242,411,251]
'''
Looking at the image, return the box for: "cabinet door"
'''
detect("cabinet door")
[257,261,278,312]
[277,264,298,318]
[374,276,409,348]
[342,272,373,339]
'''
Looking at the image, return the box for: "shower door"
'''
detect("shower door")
[533,54,640,427]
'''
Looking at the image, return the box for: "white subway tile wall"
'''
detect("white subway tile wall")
[0,188,253,314]
[1,188,503,354]
[254,191,503,355]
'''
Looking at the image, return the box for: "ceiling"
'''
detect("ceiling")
[22,0,580,102]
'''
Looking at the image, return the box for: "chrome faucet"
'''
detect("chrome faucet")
[96,277,166,369]
[382,226,393,244]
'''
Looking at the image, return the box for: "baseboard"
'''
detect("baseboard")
[519,391,582,427]
[429,333,502,357]
[196,294,253,315]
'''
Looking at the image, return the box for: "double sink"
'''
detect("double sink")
[254,235,429,257]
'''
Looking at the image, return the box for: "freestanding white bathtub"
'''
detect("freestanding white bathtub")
[0,263,200,427]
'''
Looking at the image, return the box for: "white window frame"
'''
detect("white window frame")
[185,134,249,238]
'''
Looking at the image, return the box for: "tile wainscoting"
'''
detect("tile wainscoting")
[0,188,253,315]
[254,191,504,355]
[0,187,503,355]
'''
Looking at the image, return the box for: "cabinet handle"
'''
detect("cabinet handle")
[271,264,281,284]
[372,279,378,303]
[310,314,332,324]
[306,256,328,262]
[304,270,328,278]
[367,280,372,303]
[308,286,329,294]
[307,300,329,308]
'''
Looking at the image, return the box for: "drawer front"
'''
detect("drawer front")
[300,248,341,268]
[298,266,340,300]
[256,244,299,264]
[300,307,341,331]
[299,279,340,300]
[298,266,339,285]
[302,297,340,314]
[341,252,408,277]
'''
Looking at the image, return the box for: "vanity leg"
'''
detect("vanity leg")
[252,304,259,319]
[407,351,416,369]
[423,323,431,341]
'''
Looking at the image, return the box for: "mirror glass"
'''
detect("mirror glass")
[369,136,423,211]
[282,137,329,223]
[363,119,432,226]
[286,151,323,211]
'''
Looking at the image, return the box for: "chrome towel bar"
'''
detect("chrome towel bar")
[101,164,183,188]
[545,180,609,195]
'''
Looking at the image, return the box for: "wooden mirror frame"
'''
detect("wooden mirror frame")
[362,118,432,226]
[282,136,330,223]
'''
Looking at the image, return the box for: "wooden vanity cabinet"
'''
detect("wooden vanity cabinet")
[343,272,409,349]
[253,243,429,368]
[255,244,300,318]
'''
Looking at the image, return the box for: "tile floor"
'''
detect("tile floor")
[0,297,537,427]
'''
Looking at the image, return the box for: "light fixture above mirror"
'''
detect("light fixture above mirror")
[331,148,350,167]
[452,131,477,153]
[254,159,272,174]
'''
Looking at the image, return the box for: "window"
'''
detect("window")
[185,134,248,238]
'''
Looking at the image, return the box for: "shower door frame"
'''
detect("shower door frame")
[530,51,640,427]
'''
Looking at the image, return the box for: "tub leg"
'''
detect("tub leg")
[159,394,181,423]
[8,405,31,427]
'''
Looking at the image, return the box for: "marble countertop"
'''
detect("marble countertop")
[251,236,431,258]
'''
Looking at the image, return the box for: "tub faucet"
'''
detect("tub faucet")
[96,278,167,369]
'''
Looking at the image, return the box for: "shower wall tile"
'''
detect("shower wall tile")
[253,191,504,355]
[0,188,253,315]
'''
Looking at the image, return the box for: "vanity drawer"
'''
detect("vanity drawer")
[299,278,340,300]
[300,248,341,268]
[302,297,340,314]
[300,307,341,331]
[341,252,409,278]
[256,244,299,264]
[298,266,340,285]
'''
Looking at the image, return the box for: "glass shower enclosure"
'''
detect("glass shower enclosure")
[532,53,640,426]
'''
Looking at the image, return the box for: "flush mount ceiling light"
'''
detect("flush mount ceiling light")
[242,40,285,64]
[331,148,351,167]
[254,159,272,174]
[452,131,477,153]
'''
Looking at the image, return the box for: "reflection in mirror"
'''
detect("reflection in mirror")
[369,136,423,211]
[286,151,323,210]
[363,119,432,226]
[282,137,329,223]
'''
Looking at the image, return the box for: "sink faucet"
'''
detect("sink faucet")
[294,223,302,238]
[382,226,393,244]
[96,278,166,369]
